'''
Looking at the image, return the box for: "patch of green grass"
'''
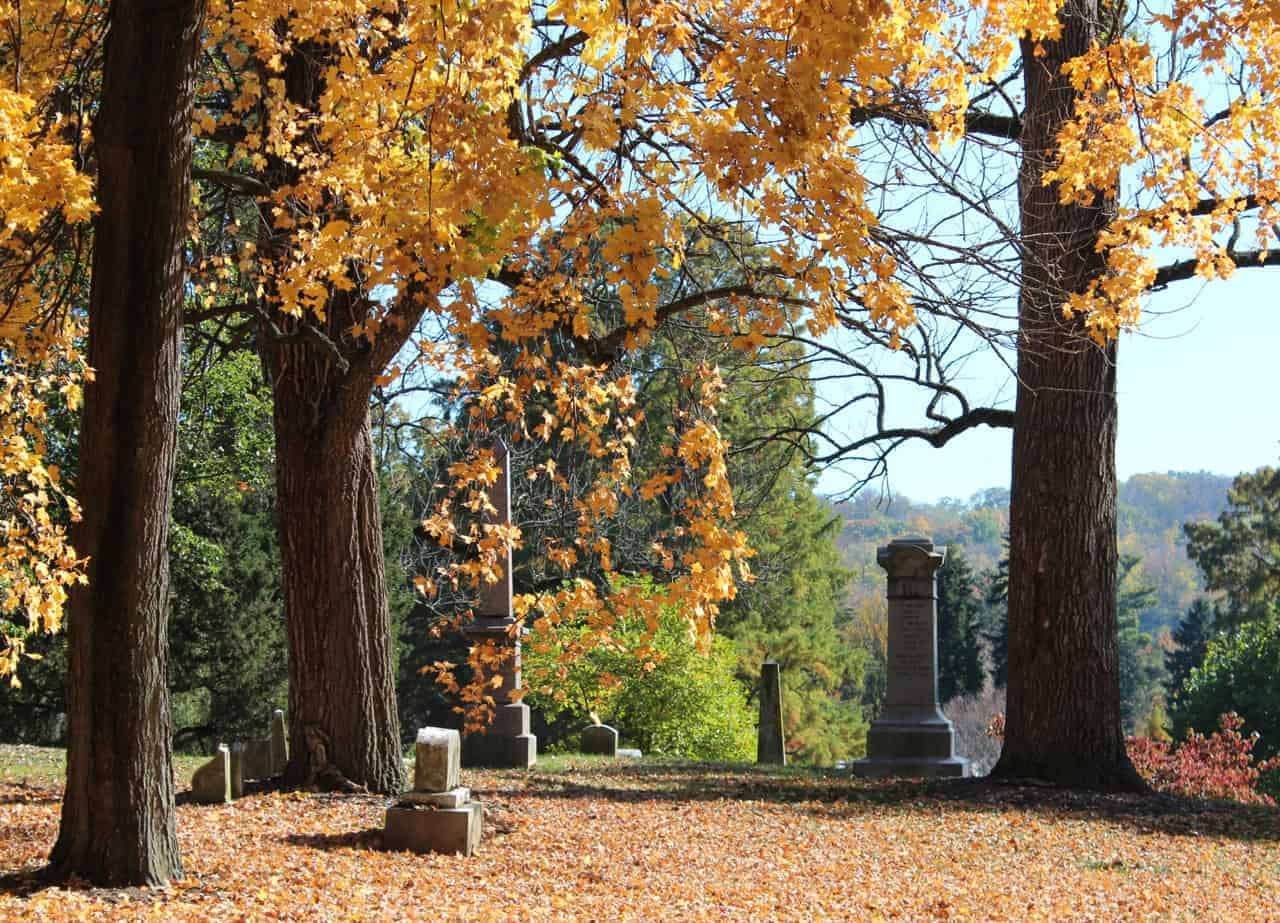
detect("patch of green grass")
[0,743,64,784]
[0,744,217,789]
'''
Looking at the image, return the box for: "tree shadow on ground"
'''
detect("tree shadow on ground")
[0,785,59,806]
[475,760,1280,845]
[283,829,383,852]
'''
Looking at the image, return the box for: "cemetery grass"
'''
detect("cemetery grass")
[2,752,1280,920]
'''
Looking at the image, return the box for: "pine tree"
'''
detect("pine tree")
[1165,599,1218,711]
[936,545,986,702]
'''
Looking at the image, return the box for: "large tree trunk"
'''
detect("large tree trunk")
[254,45,405,795]
[49,0,205,885]
[259,323,404,794]
[991,0,1143,789]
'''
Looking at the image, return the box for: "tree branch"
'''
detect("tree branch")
[192,167,271,198]
[1149,249,1280,290]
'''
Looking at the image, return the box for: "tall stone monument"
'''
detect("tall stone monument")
[851,537,969,778]
[757,660,786,765]
[461,440,537,768]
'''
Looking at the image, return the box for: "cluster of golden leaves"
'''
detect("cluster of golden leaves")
[0,2,97,680]
[6,759,1280,919]
[192,0,1077,706]
[6,0,1280,691]
[1049,1,1280,338]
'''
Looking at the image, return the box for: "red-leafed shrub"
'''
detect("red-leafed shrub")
[986,710,1280,805]
[1126,713,1280,805]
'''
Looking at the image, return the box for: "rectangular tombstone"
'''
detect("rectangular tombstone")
[269,709,287,774]
[228,743,245,799]
[415,727,462,793]
[757,660,786,765]
[459,441,537,768]
[241,737,276,781]
[191,744,231,804]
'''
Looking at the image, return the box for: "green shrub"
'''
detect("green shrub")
[525,586,755,762]
[1174,612,1280,747]
[1172,606,1280,792]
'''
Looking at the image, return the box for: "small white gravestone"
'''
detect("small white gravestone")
[415,727,461,792]
[385,727,483,857]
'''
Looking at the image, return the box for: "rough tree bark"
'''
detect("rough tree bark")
[991,0,1144,789]
[254,45,404,795]
[259,315,405,794]
[49,0,206,885]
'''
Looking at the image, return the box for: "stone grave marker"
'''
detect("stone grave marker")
[270,708,287,774]
[581,723,619,756]
[757,660,786,765]
[461,440,537,769]
[191,744,232,804]
[384,727,483,856]
[851,537,969,778]
[241,737,275,781]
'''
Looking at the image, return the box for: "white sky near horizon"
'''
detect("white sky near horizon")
[814,269,1280,504]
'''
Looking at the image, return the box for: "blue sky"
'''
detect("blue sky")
[815,269,1279,503]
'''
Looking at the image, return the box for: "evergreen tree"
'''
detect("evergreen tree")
[979,546,1009,688]
[936,545,985,702]
[1117,554,1166,733]
[1184,464,1280,626]
[1165,599,1218,711]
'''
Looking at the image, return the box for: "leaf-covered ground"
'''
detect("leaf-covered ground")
[3,747,1280,920]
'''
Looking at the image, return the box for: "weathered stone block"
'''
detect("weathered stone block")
[462,731,536,769]
[241,737,275,780]
[384,802,482,857]
[415,727,461,792]
[581,724,618,756]
[401,786,471,809]
[228,744,245,799]
[270,709,287,774]
[191,744,231,804]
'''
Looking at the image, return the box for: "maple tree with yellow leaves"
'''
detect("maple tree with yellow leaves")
[2,0,1280,886]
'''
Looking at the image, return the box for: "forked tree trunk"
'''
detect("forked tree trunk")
[991,0,1144,789]
[49,0,205,885]
[259,329,404,794]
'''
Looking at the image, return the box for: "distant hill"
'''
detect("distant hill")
[833,471,1233,635]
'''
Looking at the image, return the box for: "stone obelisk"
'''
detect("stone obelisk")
[461,440,537,768]
[851,537,969,778]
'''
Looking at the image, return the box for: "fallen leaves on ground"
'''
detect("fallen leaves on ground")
[3,758,1280,921]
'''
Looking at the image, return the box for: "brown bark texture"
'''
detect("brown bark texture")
[49,0,206,885]
[261,324,405,794]
[991,0,1144,789]
[254,45,405,795]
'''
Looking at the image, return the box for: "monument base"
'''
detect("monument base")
[384,802,483,856]
[849,756,970,778]
[462,732,537,769]
[462,702,536,768]
[852,706,970,778]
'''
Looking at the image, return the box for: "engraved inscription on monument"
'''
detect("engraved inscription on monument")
[890,598,933,679]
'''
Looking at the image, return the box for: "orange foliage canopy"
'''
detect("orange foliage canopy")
[4,0,1280,692]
